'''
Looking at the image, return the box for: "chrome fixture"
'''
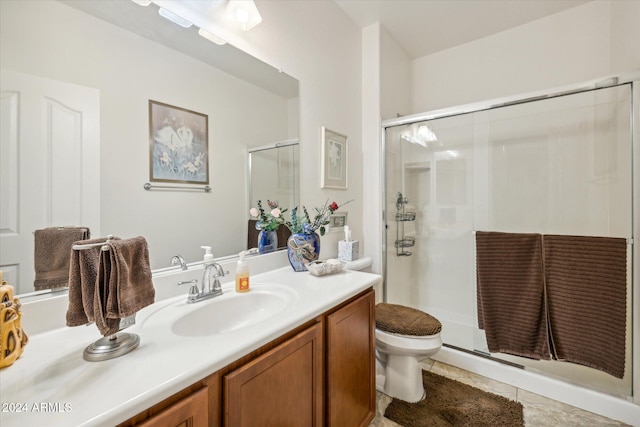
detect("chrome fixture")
[178,263,229,304]
[171,254,188,271]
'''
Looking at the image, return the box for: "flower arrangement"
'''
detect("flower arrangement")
[285,199,352,236]
[250,200,287,231]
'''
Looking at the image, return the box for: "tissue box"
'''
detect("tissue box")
[338,240,360,261]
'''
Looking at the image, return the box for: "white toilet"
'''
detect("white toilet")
[374,303,442,402]
[343,258,442,402]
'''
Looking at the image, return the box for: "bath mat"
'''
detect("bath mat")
[384,370,524,427]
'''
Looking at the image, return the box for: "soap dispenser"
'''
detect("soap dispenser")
[201,246,214,264]
[236,250,250,293]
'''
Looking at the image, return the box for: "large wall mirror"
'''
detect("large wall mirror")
[0,0,300,296]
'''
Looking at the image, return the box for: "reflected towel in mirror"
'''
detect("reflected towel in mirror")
[34,227,90,291]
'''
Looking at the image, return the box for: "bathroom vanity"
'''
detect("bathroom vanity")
[119,288,375,426]
[0,259,380,427]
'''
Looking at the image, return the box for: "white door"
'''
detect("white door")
[0,70,100,295]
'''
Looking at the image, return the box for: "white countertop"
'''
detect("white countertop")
[0,265,381,426]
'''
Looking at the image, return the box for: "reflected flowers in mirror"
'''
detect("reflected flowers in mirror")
[250,200,287,231]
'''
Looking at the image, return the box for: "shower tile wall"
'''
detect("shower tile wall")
[384,84,633,397]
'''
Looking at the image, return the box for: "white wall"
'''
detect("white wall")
[609,0,640,74]
[380,27,412,120]
[410,0,640,113]
[362,23,383,276]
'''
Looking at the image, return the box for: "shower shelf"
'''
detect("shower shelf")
[395,192,415,257]
[395,237,415,248]
[395,212,416,221]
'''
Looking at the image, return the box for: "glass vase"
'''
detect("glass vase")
[258,230,278,254]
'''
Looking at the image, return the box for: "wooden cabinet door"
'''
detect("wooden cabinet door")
[138,387,208,427]
[224,322,324,426]
[326,290,375,427]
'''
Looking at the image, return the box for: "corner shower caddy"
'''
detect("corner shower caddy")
[395,192,415,256]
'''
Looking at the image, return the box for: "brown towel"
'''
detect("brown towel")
[105,236,154,318]
[93,237,154,336]
[475,231,551,360]
[34,227,90,290]
[94,246,119,336]
[66,237,118,327]
[543,235,627,378]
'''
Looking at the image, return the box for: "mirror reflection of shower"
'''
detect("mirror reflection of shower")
[248,140,300,213]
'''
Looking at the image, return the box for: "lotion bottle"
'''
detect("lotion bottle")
[201,246,214,264]
[236,250,250,293]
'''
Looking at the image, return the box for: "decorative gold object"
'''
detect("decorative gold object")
[0,277,28,368]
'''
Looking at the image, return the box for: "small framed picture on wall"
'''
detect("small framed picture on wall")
[321,126,348,189]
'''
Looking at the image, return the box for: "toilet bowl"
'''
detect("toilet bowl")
[375,303,442,403]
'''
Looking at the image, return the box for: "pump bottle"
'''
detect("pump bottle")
[236,250,250,293]
[201,246,214,264]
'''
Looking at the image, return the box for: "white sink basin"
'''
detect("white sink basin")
[144,285,297,337]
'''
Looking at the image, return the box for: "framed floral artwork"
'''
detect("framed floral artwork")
[321,126,347,189]
[149,100,209,185]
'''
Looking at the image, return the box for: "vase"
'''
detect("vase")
[287,232,320,272]
[258,230,278,254]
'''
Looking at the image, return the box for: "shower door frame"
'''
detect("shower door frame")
[381,71,640,404]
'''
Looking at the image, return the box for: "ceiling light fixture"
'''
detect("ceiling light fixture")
[130,0,152,6]
[224,0,262,31]
[198,28,227,45]
[158,7,193,28]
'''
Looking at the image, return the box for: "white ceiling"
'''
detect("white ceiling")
[334,0,591,59]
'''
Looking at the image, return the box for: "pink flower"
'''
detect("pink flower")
[249,208,259,217]
[271,208,281,218]
[329,202,339,211]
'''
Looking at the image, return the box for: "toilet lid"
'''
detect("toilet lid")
[375,303,442,336]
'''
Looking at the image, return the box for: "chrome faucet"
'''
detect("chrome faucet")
[178,262,228,304]
[171,254,188,271]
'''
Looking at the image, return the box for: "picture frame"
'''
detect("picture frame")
[321,126,348,189]
[328,211,348,232]
[149,100,209,185]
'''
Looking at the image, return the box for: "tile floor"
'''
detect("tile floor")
[369,360,631,427]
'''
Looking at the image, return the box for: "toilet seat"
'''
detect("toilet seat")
[375,303,442,336]
[376,328,442,351]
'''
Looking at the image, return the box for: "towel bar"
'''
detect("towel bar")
[471,230,633,245]
[143,182,211,192]
[72,235,115,251]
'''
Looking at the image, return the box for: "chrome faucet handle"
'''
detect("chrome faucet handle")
[211,266,229,293]
[177,279,198,287]
[178,278,199,292]
[178,279,200,302]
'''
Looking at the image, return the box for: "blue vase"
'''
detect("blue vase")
[258,230,278,254]
[287,232,321,272]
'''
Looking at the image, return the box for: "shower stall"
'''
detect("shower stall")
[382,73,639,402]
